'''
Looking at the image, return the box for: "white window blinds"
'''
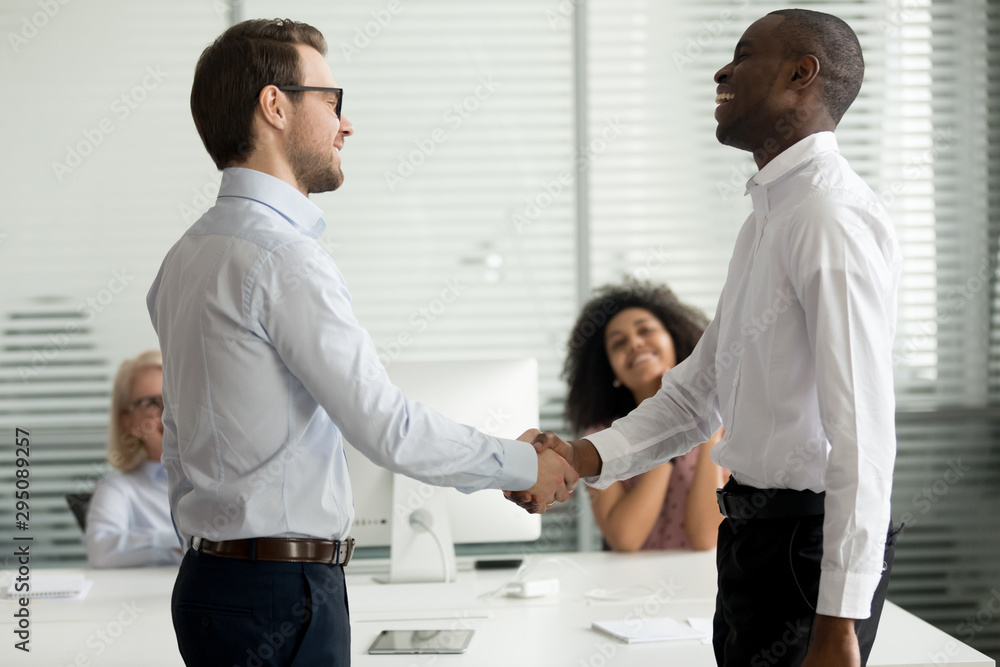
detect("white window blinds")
[586,2,999,658]
[0,11,996,658]
[0,0,231,568]
[587,0,995,411]
[0,0,230,376]
[241,0,579,428]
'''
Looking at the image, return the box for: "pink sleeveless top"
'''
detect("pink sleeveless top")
[585,424,699,551]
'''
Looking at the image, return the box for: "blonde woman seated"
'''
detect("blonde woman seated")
[84,350,182,568]
[564,279,728,552]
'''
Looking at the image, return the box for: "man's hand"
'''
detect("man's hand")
[517,428,541,445]
[532,430,602,478]
[530,430,575,468]
[801,615,860,667]
[504,429,578,514]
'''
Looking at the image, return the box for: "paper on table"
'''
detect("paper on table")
[687,617,714,645]
[592,616,711,644]
[5,573,93,600]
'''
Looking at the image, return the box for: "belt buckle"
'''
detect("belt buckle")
[340,537,355,566]
[716,489,727,517]
[717,490,751,520]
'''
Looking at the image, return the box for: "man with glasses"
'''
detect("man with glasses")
[147,19,577,666]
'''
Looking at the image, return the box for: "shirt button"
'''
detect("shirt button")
[732,377,739,388]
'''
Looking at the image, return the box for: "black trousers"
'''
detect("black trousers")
[713,514,901,667]
[171,548,351,667]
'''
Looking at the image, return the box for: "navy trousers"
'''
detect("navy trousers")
[171,548,350,667]
[713,515,901,666]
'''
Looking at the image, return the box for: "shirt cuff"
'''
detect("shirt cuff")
[581,427,633,490]
[494,439,538,491]
[816,569,883,619]
[153,530,181,551]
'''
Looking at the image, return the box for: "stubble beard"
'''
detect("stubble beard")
[717,64,783,155]
[717,94,772,154]
[288,124,344,195]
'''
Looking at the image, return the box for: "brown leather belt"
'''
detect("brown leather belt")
[192,536,355,565]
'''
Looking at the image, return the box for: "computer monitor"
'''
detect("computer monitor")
[343,358,542,581]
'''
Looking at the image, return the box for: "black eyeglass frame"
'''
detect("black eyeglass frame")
[129,395,164,413]
[275,85,343,118]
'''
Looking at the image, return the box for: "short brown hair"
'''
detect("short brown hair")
[191,18,328,169]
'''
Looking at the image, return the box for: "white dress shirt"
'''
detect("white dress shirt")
[586,133,901,618]
[84,461,182,568]
[147,167,537,550]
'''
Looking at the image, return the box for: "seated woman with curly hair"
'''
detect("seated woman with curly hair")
[564,279,728,552]
[84,349,182,568]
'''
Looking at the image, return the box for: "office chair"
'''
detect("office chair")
[65,493,93,531]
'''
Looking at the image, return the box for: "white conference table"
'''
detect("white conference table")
[0,550,993,666]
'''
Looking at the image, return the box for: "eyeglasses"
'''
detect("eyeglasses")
[129,395,164,414]
[276,85,343,119]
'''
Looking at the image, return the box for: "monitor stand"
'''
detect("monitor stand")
[374,473,458,584]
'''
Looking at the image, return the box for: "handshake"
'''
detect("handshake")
[503,429,603,514]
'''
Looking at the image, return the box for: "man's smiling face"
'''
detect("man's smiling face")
[713,15,790,152]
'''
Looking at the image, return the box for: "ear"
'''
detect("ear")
[788,54,820,91]
[255,85,291,131]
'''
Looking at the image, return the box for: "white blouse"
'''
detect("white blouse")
[84,460,182,568]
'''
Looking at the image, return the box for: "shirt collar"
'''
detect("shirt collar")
[217,167,327,239]
[744,131,840,194]
[136,460,167,481]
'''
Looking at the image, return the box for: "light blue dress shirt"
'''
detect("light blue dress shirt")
[147,168,537,549]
